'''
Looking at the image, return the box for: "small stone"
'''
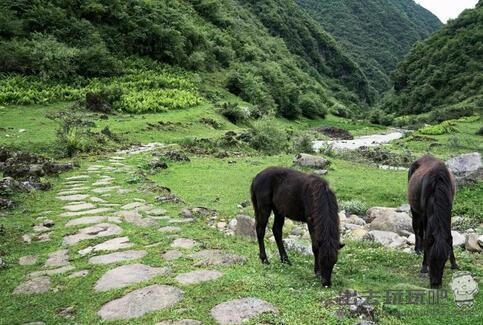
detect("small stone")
[32,224,50,233]
[159,226,181,233]
[19,255,38,266]
[13,276,51,294]
[175,270,223,285]
[162,250,183,261]
[283,239,313,256]
[347,215,366,226]
[217,221,227,230]
[63,223,122,246]
[79,236,133,256]
[90,197,106,203]
[88,250,147,265]
[42,219,55,227]
[367,208,412,235]
[211,298,277,325]
[44,249,69,268]
[97,284,183,321]
[478,235,483,247]
[148,208,167,216]
[181,208,192,218]
[95,264,170,292]
[35,232,51,242]
[92,186,121,194]
[171,238,197,249]
[293,153,330,169]
[68,270,89,278]
[22,234,32,243]
[66,216,110,227]
[66,175,89,181]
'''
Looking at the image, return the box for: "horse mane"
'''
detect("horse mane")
[307,177,340,256]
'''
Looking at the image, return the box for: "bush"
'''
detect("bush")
[247,119,288,154]
[293,132,315,154]
[419,120,457,135]
[339,200,368,216]
[217,102,249,124]
[369,108,394,125]
[299,92,327,118]
[329,103,352,118]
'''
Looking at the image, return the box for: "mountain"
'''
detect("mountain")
[0,0,371,119]
[296,0,442,94]
[382,1,483,116]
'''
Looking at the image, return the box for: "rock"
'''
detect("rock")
[66,175,89,181]
[162,250,183,261]
[367,208,412,235]
[27,265,75,278]
[171,238,197,249]
[97,285,183,321]
[315,126,353,140]
[191,249,246,266]
[363,230,407,248]
[233,215,256,240]
[313,169,328,176]
[396,204,411,213]
[181,208,193,218]
[211,298,277,325]
[42,219,55,227]
[283,239,313,256]
[22,322,45,325]
[95,264,170,292]
[155,320,201,325]
[88,250,147,265]
[13,276,50,294]
[465,233,482,252]
[92,186,121,194]
[63,203,96,212]
[117,210,157,227]
[175,270,223,285]
[44,250,69,268]
[290,225,307,237]
[478,235,483,247]
[350,228,368,240]
[56,194,89,201]
[191,207,217,217]
[347,215,366,226]
[63,223,123,246]
[228,219,237,231]
[407,234,416,245]
[452,231,466,247]
[293,153,330,169]
[120,202,149,210]
[148,208,167,216]
[19,255,38,266]
[60,207,113,218]
[446,152,481,175]
[159,226,181,233]
[217,221,227,230]
[68,270,89,278]
[66,216,118,227]
[79,236,133,256]
[58,306,75,318]
[32,224,50,233]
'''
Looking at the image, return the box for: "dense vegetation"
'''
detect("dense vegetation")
[297,0,442,94]
[382,1,483,116]
[0,0,373,119]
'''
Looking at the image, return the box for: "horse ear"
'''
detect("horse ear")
[339,243,345,250]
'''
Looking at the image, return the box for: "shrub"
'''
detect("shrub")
[248,119,288,154]
[419,120,457,135]
[299,92,327,118]
[293,132,315,154]
[330,103,352,118]
[217,102,249,124]
[369,108,394,125]
[339,200,368,216]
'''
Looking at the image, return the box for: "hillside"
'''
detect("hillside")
[382,1,483,116]
[0,0,370,119]
[297,0,442,94]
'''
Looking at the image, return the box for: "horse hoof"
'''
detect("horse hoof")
[451,264,460,270]
[261,259,270,265]
[420,267,428,274]
[415,249,422,255]
[281,258,292,266]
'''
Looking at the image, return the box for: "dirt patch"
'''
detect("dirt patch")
[315,126,353,140]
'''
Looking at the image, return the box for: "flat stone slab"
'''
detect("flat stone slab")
[66,175,90,180]
[156,320,202,325]
[175,270,223,285]
[60,208,114,218]
[121,202,151,210]
[88,250,147,265]
[211,298,277,324]
[147,208,167,216]
[27,265,75,278]
[19,255,38,266]
[63,223,123,246]
[58,190,84,196]
[57,194,89,202]
[79,236,133,256]
[66,216,120,227]
[63,203,97,212]
[171,238,197,249]
[44,249,69,268]
[191,250,246,266]
[117,210,157,227]
[97,284,183,321]
[68,270,89,278]
[90,197,106,203]
[162,250,183,261]
[92,186,121,194]
[95,264,170,292]
[13,276,51,295]
[159,226,181,233]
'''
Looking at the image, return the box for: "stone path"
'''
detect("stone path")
[11,148,277,324]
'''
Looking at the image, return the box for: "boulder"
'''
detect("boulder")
[367,208,412,235]
[363,230,407,248]
[283,239,313,256]
[452,231,466,247]
[465,233,482,253]
[347,215,366,226]
[446,152,481,175]
[293,154,330,169]
[234,215,256,240]
[350,228,368,240]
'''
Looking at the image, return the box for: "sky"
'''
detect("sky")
[415,0,479,22]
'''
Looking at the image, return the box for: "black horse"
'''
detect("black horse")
[250,167,343,287]
[408,155,458,288]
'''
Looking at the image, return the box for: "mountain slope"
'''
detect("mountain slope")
[382,1,483,116]
[0,0,370,118]
[296,0,442,94]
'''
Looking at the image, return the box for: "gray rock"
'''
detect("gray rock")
[57,194,89,201]
[63,203,96,212]
[22,322,46,325]
[32,224,50,233]
[68,270,89,278]
[63,223,123,246]
[191,250,246,266]
[19,255,38,266]
[350,228,368,240]
[446,153,481,175]
[13,276,50,294]
[175,270,223,285]
[313,169,328,176]
[66,175,89,181]
[117,210,157,227]
[88,250,147,265]
[407,234,416,246]
[79,236,133,256]
[228,218,238,231]
[181,208,193,218]
[156,320,201,325]
[465,233,482,252]
[293,153,330,169]
[121,202,149,210]
[159,226,181,233]
[97,284,183,321]
[66,216,119,227]
[95,264,170,292]
[367,208,412,235]
[478,235,483,247]
[27,265,75,278]
[396,204,411,213]
[347,215,366,226]
[148,208,168,216]
[162,250,183,261]
[283,239,313,256]
[211,298,277,325]
[60,208,114,218]
[452,231,466,247]
[44,249,69,268]
[234,215,256,240]
[92,186,121,194]
[171,238,197,249]
[363,230,407,248]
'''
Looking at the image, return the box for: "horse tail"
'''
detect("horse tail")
[314,181,340,251]
[250,180,257,213]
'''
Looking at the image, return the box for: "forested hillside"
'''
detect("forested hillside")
[297,0,442,94]
[0,0,371,119]
[382,1,483,116]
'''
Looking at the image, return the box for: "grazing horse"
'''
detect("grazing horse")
[408,155,458,288]
[250,167,343,287]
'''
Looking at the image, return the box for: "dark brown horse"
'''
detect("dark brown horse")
[250,167,343,287]
[408,155,458,288]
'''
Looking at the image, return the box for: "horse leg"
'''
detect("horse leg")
[411,208,423,255]
[272,211,290,265]
[255,207,271,265]
[450,246,459,269]
[307,223,320,277]
[420,235,431,274]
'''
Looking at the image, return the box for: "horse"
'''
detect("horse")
[250,167,343,287]
[408,155,458,288]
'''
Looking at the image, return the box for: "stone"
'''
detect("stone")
[156,320,201,325]
[66,216,119,227]
[171,238,197,249]
[42,219,55,227]
[95,264,170,292]
[32,224,50,233]
[396,204,411,213]
[148,208,168,216]
[117,210,157,227]
[97,284,183,321]
[465,233,482,252]
[35,232,51,242]
[159,226,181,233]
[90,197,106,203]
[234,215,256,240]
[44,250,69,268]
[347,215,366,226]
[57,190,83,196]
[191,250,246,266]
[88,250,147,265]
[446,152,481,175]
[121,202,149,210]
[27,265,75,278]
[92,186,121,194]
[175,270,223,285]
[283,239,313,256]
[313,169,328,176]
[79,236,133,256]
[58,306,75,318]
[367,207,412,235]
[63,223,123,246]
[478,235,483,247]
[363,230,407,248]
[60,208,113,218]
[66,175,89,181]
[181,208,193,218]
[68,270,89,278]
[211,298,277,325]
[293,153,330,169]
[407,234,416,245]
[162,250,183,261]
[63,203,96,212]
[13,276,51,294]
[22,322,45,325]
[19,255,38,266]
[350,228,368,240]
[452,230,466,247]
[57,194,89,201]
